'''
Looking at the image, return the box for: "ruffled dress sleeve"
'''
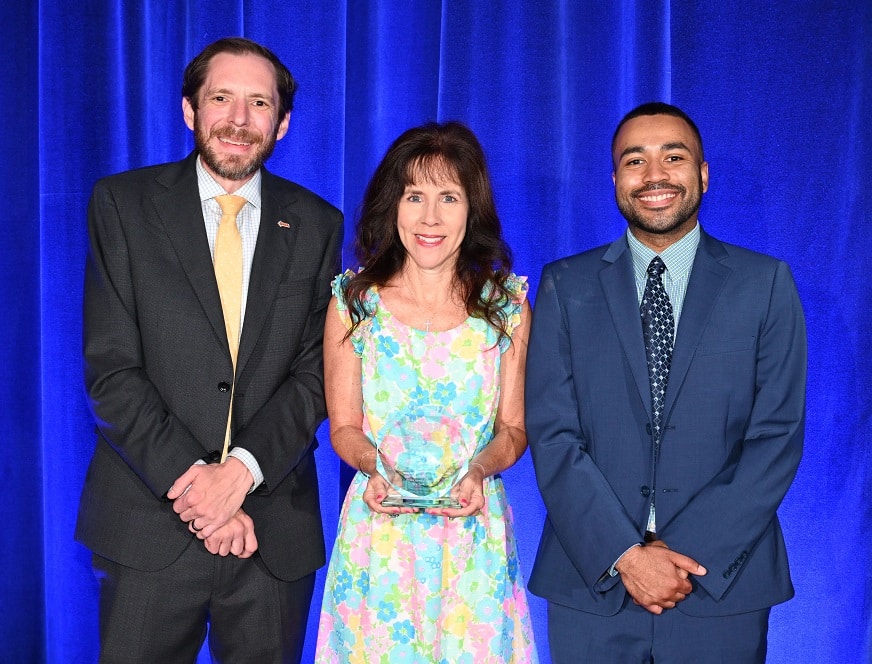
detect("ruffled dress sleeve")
[498,273,529,354]
[330,269,374,357]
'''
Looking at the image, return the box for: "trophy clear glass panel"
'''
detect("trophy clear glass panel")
[375,406,473,508]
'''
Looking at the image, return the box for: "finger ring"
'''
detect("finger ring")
[389,514,398,519]
[190,520,203,532]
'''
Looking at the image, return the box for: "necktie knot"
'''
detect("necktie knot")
[647,255,667,278]
[215,194,247,220]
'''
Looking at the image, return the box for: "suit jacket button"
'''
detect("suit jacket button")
[640,485,651,497]
[218,381,231,392]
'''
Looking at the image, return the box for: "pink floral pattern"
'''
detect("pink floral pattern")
[315,272,537,663]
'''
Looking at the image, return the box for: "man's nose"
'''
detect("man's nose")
[228,99,250,126]
[643,160,668,182]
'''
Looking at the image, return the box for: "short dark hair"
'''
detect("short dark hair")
[344,121,515,341]
[182,37,297,119]
[612,102,704,162]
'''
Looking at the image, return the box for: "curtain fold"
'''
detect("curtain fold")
[2,4,42,660]
[3,1,868,661]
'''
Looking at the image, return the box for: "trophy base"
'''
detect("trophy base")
[381,494,462,509]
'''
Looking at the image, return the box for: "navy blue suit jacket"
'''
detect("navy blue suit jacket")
[525,229,806,617]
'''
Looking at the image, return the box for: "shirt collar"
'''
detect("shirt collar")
[626,223,701,281]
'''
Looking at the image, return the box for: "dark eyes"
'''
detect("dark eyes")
[208,96,270,108]
[623,155,686,167]
[405,194,460,203]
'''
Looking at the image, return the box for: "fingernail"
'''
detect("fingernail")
[460,499,468,506]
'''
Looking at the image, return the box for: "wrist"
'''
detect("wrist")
[223,455,255,490]
[613,542,644,576]
[358,449,377,477]
[226,448,262,492]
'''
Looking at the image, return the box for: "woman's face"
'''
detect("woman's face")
[396,165,468,274]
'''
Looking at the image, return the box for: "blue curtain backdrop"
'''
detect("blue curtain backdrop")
[2,1,869,661]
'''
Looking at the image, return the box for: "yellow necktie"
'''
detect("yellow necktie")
[214,194,246,461]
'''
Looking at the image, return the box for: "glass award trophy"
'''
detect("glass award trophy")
[375,409,467,509]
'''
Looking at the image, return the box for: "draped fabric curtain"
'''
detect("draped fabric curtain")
[3,1,868,661]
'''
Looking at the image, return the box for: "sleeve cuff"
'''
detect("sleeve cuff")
[609,542,643,577]
[594,542,644,592]
[227,447,264,493]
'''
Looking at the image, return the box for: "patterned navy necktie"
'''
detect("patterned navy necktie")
[640,256,674,446]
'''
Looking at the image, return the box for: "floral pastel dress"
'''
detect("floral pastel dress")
[315,272,537,664]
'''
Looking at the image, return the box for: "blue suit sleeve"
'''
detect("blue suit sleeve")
[526,263,643,591]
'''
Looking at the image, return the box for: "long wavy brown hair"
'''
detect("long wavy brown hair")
[342,121,514,342]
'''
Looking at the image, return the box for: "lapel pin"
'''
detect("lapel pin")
[277,221,290,228]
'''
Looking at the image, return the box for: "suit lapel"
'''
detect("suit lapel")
[599,238,652,413]
[150,160,305,373]
[236,172,300,374]
[662,231,732,420]
[151,155,230,354]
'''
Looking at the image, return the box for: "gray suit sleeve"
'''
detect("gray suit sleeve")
[83,180,206,497]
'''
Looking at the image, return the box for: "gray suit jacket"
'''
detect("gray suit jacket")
[526,230,806,618]
[76,152,343,581]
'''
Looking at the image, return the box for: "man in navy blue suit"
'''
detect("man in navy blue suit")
[525,102,806,662]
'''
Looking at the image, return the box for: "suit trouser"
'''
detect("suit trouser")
[92,541,316,664]
[548,599,769,664]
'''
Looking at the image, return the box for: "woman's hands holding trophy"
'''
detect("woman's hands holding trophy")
[358,447,487,518]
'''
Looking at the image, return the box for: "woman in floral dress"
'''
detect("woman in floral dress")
[314,122,537,663]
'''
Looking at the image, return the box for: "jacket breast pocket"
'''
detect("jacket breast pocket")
[695,336,756,356]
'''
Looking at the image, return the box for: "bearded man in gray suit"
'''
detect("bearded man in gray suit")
[76,37,342,663]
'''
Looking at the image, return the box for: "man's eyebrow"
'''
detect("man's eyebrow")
[618,141,692,160]
[205,88,273,100]
[618,145,644,160]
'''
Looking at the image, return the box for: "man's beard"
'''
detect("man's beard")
[617,178,703,235]
[194,116,278,182]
